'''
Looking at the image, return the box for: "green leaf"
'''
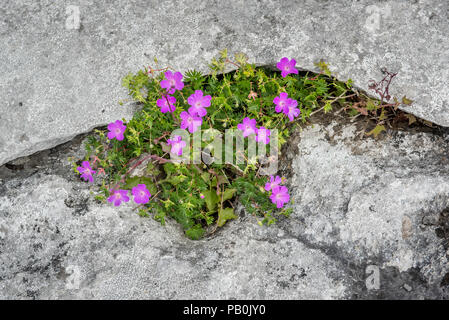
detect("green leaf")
[221,188,237,202]
[405,114,416,125]
[201,172,210,182]
[203,190,219,212]
[314,59,331,76]
[161,142,171,153]
[401,96,413,105]
[366,99,377,111]
[166,174,187,185]
[366,124,386,138]
[185,224,206,240]
[219,48,228,59]
[217,208,237,227]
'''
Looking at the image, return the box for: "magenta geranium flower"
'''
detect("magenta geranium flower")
[77,161,96,183]
[187,90,212,117]
[284,99,301,122]
[237,117,257,137]
[265,175,282,191]
[156,95,176,113]
[132,184,151,204]
[160,71,184,94]
[167,135,187,156]
[107,189,130,207]
[255,126,271,144]
[276,57,299,78]
[180,111,203,133]
[270,185,290,208]
[107,120,126,141]
[273,92,290,113]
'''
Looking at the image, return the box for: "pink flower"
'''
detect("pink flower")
[237,117,257,137]
[273,92,290,113]
[160,71,184,94]
[270,186,290,208]
[187,90,212,117]
[255,126,271,144]
[107,120,126,141]
[284,99,301,122]
[132,184,151,204]
[77,161,96,183]
[265,175,282,191]
[107,189,130,207]
[157,95,176,113]
[200,194,205,199]
[180,111,203,133]
[276,57,299,78]
[167,135,187,156]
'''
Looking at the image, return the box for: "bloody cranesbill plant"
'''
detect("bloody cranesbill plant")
[107,120,127,141]
[273,92,291,113]
[77,161,96,183]
[265,175,282,191]
[167,135,187,156]
[237,117,257,138]
[255,127,271,144]
[270,185,290,209]
[132,184,151,204]
[157,95,176,113]
[276,57,299,78]
[180,110,203,133]
[187,89,212,117]
[108,189,130,206]
[75,50,357,239]
[160,71,184,94]
[284,99,301,122]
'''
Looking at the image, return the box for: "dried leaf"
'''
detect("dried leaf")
[404,114,416,125]
[352,105,368,116]
[401,96,414,105]
[423,120,433,127]
[366,124,386,138]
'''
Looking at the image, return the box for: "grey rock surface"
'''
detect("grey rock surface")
[1,0,448,166]
[1,118,448,299]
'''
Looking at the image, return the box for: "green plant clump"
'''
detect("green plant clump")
[75,50,357,239]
